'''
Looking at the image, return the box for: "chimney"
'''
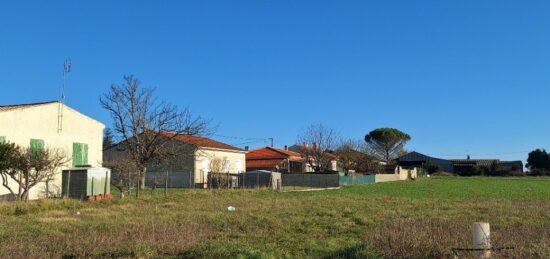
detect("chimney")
[244,146,249,151]
[467,155,470,160]
[284,145,288,150]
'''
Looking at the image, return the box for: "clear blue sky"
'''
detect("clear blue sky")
[1,1,549,162]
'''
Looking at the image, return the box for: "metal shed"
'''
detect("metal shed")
[61,167,111,199]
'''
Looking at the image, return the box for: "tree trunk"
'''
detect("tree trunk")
[140,167,146,190]
[136,172,141,199]
[23,173,30,202]
[136,167,146,198]
[17,173,23,201]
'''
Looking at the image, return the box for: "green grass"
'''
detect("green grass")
[0,177,549,258]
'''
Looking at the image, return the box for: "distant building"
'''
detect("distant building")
[450,158,524,175]
[246,146,305,173]
[396,151,454,173]
[498,160,524,173]
[396,151,524,175]
[104,132,246,188]
[288,144,339,172]
[0,101,105,200]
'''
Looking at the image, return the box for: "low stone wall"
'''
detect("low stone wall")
[375,167,417,183]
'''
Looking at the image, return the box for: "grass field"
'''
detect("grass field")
[0,177,549,258]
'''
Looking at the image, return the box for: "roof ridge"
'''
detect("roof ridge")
[157,131,243,151]
[267,146,302,156]
[0,100,58,108]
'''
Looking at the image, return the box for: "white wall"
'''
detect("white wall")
[0,103,104,200]
[375,166,417,183]
[194,147,246,186]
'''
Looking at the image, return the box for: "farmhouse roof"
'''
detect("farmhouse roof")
[396,151,454,172]
[0,101,58,112]
[246,147,303,160]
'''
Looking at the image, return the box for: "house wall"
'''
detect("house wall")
[0,103,104,200]
[193,148,246,186]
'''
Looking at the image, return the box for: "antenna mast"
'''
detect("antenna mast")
[57,58,71,133]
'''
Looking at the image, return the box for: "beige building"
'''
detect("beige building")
[0,101,105,200]
[104,132,246,188]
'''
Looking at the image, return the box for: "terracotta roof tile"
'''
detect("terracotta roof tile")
[158,131,243,151]
[246,147,303,160]
[246,159,285,169]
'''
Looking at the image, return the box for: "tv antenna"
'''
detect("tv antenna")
[57,58,71,133]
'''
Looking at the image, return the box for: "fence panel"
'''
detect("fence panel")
[145,171,192,188]
[339,175,375,186]
[281,174,339,188]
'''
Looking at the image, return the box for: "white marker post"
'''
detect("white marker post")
[473,222,491,258]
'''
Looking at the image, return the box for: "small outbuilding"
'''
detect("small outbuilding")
[396,151,454,173]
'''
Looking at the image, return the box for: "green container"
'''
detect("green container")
[61,167,111,199]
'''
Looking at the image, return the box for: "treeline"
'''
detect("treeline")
[527,149,550,176]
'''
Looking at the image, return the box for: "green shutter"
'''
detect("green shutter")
[0,136,5,143]
[30,139,44,152]
[73,143,82,167]
[72,143,89,167]
[82,144,88,165]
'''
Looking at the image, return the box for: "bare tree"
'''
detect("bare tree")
[209,157,223,173]
[208,157,227,189]
[336,139,381,175]
[0,142,67,201]
[296,124,339,172]
[336,139,364,175]
[100,75,209,198]
[103,127,115,150]
[103,159,139,199]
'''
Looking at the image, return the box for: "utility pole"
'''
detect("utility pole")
[58,58,71,133]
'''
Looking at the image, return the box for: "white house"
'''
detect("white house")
[0,101,105,200]
[104,131,246,188]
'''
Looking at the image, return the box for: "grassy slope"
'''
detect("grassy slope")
[0,177,548,258]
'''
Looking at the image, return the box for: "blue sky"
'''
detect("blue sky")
[1,1,549,162]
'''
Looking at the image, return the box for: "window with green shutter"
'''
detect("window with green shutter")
[72,143,89,167]
[30,139,44,152]
[0,136,5,143]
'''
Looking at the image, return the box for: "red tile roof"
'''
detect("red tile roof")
[0,101,58,112]
[246,147,303,160]
[158,131,243,151]
[291,144,338,159]
[246,159,285,169]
